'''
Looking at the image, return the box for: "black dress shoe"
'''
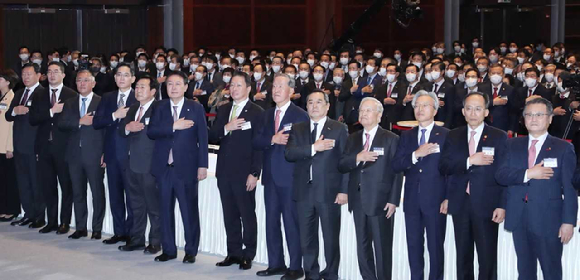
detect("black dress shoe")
[144,244,161,254]
[68,230,88,239]
[102,235,129,244]
[56,224,70,235]
[29,220,46,229]
[216,256,241,267]
[182,254,196,264]
[154,253,177,262]
[118,243,146,252]
[91,231,101,240]
[11,218,31,226]
[39,225,57,233]
[0,215,15,222]
[256,266,287,277]
[281,269,304,280]
[239,257,252,270]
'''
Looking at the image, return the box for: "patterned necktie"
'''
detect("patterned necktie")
[168,105,179,164]
[80,97,87,118]
[118,93,125,108]
[256,82,262,93]
[466,130,477,194]
[274,109,281,132]
[363,133,371,151]
[387,83,393,98]
[20,89,30,106]
[136,106,144,122]
[493,87,498,99]
[528,140,538,168]
[51,89,58,106]
[528,89,532,98]
[407,86,413,95]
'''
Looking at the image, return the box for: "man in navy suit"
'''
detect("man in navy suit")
[209,72,264,270]
[147,71,208,263]
[496,97,577,280]
[439,92,508,280]
[253,73,308,280]
[93,63,136,245]
[186,64,214,112]
[512,68,552,135]
[338,60,378,132]
[479,64,516,135]
[393,90,449,280]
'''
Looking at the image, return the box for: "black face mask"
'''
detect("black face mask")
[90,66,100,73]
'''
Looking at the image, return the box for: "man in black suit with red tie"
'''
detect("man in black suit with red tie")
[300,65,336,119]
[478,65,516,135]
[6,63,46,228]
[285,90,349,280]
[373,63,405,131]
[209,72,264,270]
[339,97,404,280]
[29,61,77,234]
[439,92,508,280]
[400,64,429,122]
[429,62,455,128]
[250,63,274,110]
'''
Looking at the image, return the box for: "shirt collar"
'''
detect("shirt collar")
[170,97,185,107]
[233,97,249,108]
[140,98,155,110]
[119,88,131,96]
[418,121,435,132]
[276,100,291,112]
[80,92,94,101]
[492,82,502,89]
[311,116,327,127]
[529,132,548,144]
[468,122,485,136]
[49,83,63,92]
[363,124,379,136]
[26,82,40,92]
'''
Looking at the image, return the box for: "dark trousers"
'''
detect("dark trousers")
[352,209,394,280]
[217,176,257,259]
[105,159,133,236]
[37,142,73,226]
[296,195,341,280]
[69,159,105,231]
[404,206,447,280]
[0,154,20,215]
[264,181,303,270]
[452,196,498,280]
[512,204,563,280]
[126,168,161,246]
[158,167,200,256]
[14,151,44,220]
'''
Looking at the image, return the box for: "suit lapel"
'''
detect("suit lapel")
[179,101,190,119]
[237,101,251,120]
[364,128,384,168]
[535,135,553,165]
[411,127,420,150]
[87,96,99,113]
[476,125,489,153]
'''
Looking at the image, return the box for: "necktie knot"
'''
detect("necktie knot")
[82,97,87,102]
[363,133,371,151]
[531,139,538,147]
[172,105,179,120]
[419,128,427,146]
[118,93,126,108]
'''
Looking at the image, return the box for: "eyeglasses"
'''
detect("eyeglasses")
[413,103,434,110]
[359,108,378,114]
[523,112,550,118]
[464,106,484,113]
[47,71,62,75]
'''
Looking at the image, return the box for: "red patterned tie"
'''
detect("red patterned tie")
[274,109,281,132]
[493,87,498,99]
[20,89,30,105]
[387,84,393,98]
[363,133,371,151]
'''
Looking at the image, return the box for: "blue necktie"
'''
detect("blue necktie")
[80,97,87,118]
[367,76,372,85]
[419,128,426,146]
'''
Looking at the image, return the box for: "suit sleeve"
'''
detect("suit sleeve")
[58,100,80,132]
[285,125,312,162]
[92,93,115,130]
[338,85,352,102]
[4,92,19,123]
[147,103,173,139]
[392,132,413,173]
[336,124,349,194]
[561,143,578,226]
[388,135,404,206]
[495,133,508,209]
[118,107,135,138]
[494,140,527,186]
[208,105,227,143]
[338,134,359,174]
[250,110,264,178]
[196,105,209,168]
[29,91,50,126]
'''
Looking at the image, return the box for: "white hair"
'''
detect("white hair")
[360,97,384,113]
[412,90,440,110]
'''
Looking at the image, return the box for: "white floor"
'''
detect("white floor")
[0,223,268,280]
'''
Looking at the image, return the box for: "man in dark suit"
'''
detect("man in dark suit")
[209,72,263,270]
[430,62,455,128]
[29,61,77,234]
[338,97,404,280]
[285,90,349,280]
[496,97,577,280]
[479,65,516,135]
[147,71,208,263]
[512,68,553,135]
[186,65,214,111]
[250,63,274,110]
[393,91,449,280]
[253,73,308,279]
[117,74,161,255]
[300,65,336,119]
[549,73,579,139]
[93,63,136,245]
[339,61,376,132]
[452,68,480,129]
[58,69,106,240]
[400,64,430,121]
[439,92,508,280]
[373,63,405,131]
[6,63,45,228]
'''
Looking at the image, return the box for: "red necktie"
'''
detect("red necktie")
[274,109,281,132]
[493,87,498,99]
[526,139,539,202]
[363,133,371,151]
[528,89,532,98]
[407,86,413,95]
[256,82,261,93]
[136,106,144,122]
[20,89,30,105]
[478,77,483,83]
[317,82,321,89]
[387,84,393,98]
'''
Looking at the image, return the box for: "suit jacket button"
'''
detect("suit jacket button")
[419,169,422,173]
[361,170,364,173]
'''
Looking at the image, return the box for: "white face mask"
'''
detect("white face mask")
[32,59,42,65]
[287,73,296,80]
[517,57,525,64]
[490,74,502,85]
[517,72,525,82]
[329,62,336,70]
[110,61,118,68]
[169,63,177,71]
[543,54,551,61]
[458,73,465,82]
[432,47,437,53]
[229,53,235,59]
[525,77,537,88]
[412,62,422,69]
[236,57,245,64]
[272,65,281,73]
[19,53,30,61]
[183,60,190,67]
[349,70,359,79]
[446,70,455,78]
[374,52,382,59]
[431,71,441,80]
[472,42,479,48]
[544,72,554,82]
[386,73,396,83]
[138,60,147,68]
[489,55,499,64]
[195,72,204,81]
[554,51,560,58]
[365,65,375,74]
[436,48,444,54]
[286,58,292,65]
[378,67,387,77]
[73,59,79,66]
[500,47,507,53]
[394,54,401,61]
[405,73,417,83]
[465,77,478,88]
[425,72,433,82]
[477,65,487,73]
[52,57,60,62]
[460,48,465,53]
[215,54,221,60]
[333,76,343,85]
[504,67,513,75]
[253,72,263,81]
[320,62,329,69]
[190,64,199,72]
[249,55,257,61]
[222,75,231,83]
[567,62,574,69]
[307,59,315,67]
[340,57,349,65]
[204,62,214,70]
[299,71,309,79]
[313,73,323,81]
[536,65,543,71]
[100,66,106,73]
[454,46,461,53]
[156,62,165,70]
[456,62,463,68]
[509,47,518,53]
[557,82,566,93]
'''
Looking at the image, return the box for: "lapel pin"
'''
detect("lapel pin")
[547,147,551,151]
[244,110,248,112]
[187,108,190,112]
[483,135,488,141]
[435,132,440,135]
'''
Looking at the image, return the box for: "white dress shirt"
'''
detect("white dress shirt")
[11,82,40,117]
[523,132,549,182]
[310,116,328,156]
[466,122,485,169]
[412,121,435,164]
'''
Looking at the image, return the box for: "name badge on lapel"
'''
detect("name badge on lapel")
[438,93,445,98]
[144,117,150,125]
[241,121,252,130]
[26,100,32,106]
[283,123,292,132]
[0,103,7,110]
[544,158,557,168]
[391,93,398,98]
[432,144,440,153]
[372,147,384,156]
[482,147,495,156]
[501,95,508,100]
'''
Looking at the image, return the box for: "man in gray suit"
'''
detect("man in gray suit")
[285,89,349,280]
[58,69,106,240]
[118,74,161,254]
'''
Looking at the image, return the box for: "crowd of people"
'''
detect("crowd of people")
[0,39,579,280]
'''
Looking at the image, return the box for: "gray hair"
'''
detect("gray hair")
[76,69,96,81]
[412,90,440,110]
[360,97,384,113]
[274,73,295,88]
[307,89,329,104]
[524,97,554,116]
